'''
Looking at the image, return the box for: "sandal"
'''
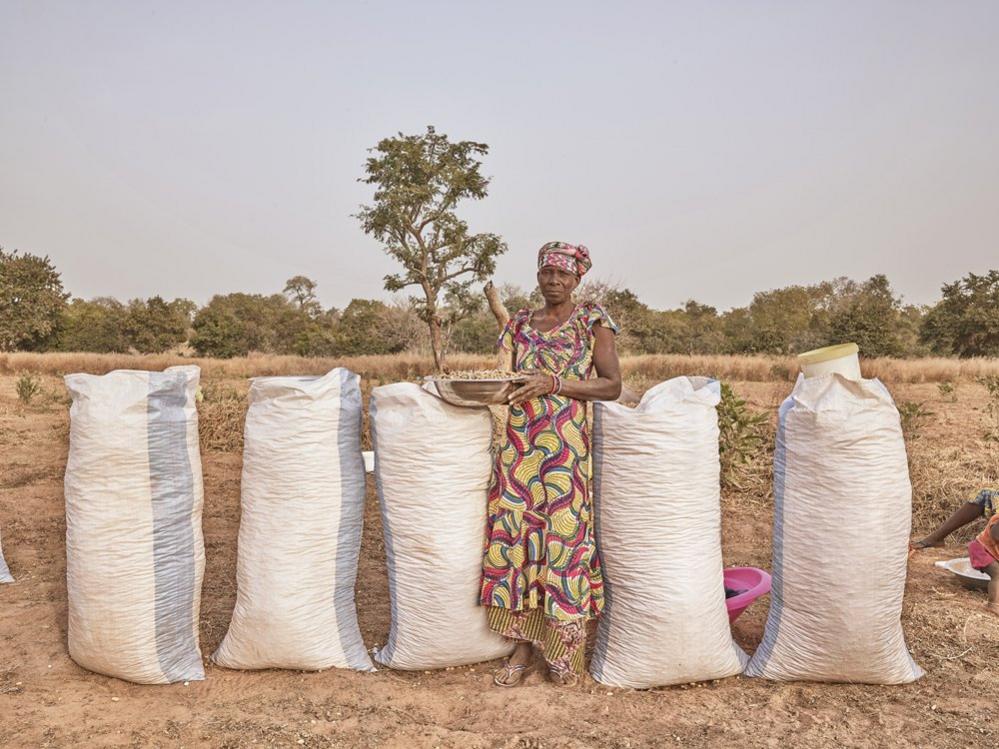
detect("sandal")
[547,668,580,687]
[493,660,533,687]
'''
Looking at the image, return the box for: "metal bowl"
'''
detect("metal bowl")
[428,377,522,407]
[935,557,990,590]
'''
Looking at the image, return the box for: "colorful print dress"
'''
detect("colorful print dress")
[480,302,618,674]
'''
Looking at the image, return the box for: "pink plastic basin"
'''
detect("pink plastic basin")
[724,566,772,623]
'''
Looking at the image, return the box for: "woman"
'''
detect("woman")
[481,241,622,687]
[911,488,998,550]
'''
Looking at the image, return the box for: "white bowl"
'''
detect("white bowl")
[935,557,990,590]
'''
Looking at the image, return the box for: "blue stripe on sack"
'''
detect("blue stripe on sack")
[589,403,611,681]
[147,371,203,682]
[747,401,790,674]
[369,393,398,664]
[334,369,373,670]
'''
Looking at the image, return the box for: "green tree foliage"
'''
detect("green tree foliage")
[715,275,914,357]
[14,247,996,362]
[190,293,295,358]
[449,313,498,355]
[743,284,828,355]
[190,277,344,358]
[678,300,726,355]
[450,284,541,354]
[0,248,68,351]
[331,298,411,356]
[356,126,507,371]
[279,275,342,356]
[58,296,194,354]
[283,275,324,319]
[123,296,195,353]
[58,298,130,352]
[826,275,906,357]
[921,270,999,357]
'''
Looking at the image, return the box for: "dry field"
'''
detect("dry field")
[1,352,998,748]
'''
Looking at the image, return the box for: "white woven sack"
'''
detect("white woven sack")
[745,374,924,684]
[370,382,512,669]
[0,525,12,583]
[64,366,205,684]
[590,377,748,688]
[213,369,374,672]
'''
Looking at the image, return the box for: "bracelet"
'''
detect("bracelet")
[550,374,562,396]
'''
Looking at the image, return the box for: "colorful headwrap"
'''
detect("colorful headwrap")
[537,241,592,277]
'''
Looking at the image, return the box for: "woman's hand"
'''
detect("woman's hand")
[506,373,554,405]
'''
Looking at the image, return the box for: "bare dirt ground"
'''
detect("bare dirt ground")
[1,372,998,748]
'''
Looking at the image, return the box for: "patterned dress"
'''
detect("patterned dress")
[972,488,998,519]
[480,302,618,675]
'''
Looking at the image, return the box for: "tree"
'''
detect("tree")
[58,298,130,352]
[745,285,829,355]
[123,296,194,353]
[827,274,905,357]
[331,298,409,356]
[721,307,754,354]
[598,287,655,354]
[356,126,507,371]
[921,270,999,357]
[678,300,726,355]
[190,293,292,358]
[0,248,69,351]
[283,275,324,319]
[280,276,339,355]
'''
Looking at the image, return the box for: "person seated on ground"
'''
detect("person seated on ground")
[969,514,999,616]
[911,488,998,549]
[912,488,999,616]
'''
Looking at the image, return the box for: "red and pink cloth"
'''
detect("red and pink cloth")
[969,513,999,570]
[537,241,592,277]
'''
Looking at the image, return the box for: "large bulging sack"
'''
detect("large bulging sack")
[0,525,12,583]
[590,377,748,688]
[745,374,924,684]
[213,369,374,672]
[64,366,205,684]
[370,383,512,669]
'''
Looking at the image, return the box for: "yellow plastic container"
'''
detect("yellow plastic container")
[797,343,861,380]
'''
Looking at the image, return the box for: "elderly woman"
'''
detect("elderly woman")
[481,241,622,687]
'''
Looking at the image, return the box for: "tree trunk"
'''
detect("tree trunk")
[429,314,445,372]
[484,281,509,331]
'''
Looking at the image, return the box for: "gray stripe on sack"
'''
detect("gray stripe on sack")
[747,402,790,673]
[147,372,202,682]
[335,369,373,670]
[589,404,611,681]
[368,394,399,664]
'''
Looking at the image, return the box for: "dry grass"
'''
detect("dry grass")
[0,353,999,383]
[0,351,496,381]
[620,354,999,384]
[198,381,249,453]
[5,351,998,384]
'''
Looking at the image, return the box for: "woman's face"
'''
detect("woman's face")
[537,265,580,305]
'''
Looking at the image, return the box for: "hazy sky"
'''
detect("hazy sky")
[2,1,997,312]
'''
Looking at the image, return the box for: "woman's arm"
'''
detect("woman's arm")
[507,326,622,404]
